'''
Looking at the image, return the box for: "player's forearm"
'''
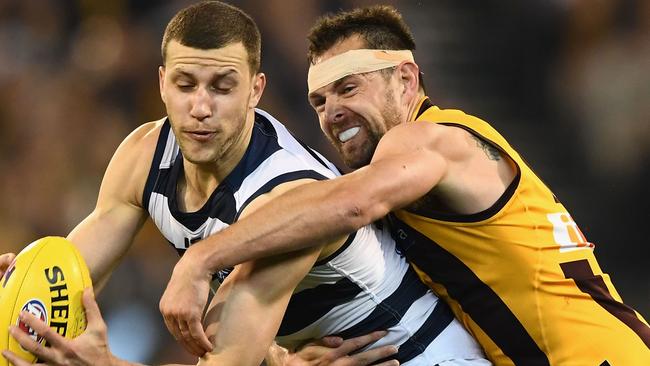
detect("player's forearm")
[192,175,373,274]
[201,251,317,366]
[190,150,431,274]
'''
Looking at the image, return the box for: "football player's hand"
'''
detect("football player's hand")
[2,288,117,366]
[0,252,16,278]
[285,331,399,366]
[160,244,213,357]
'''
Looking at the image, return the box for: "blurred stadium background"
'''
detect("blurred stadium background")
[0,0,648,363]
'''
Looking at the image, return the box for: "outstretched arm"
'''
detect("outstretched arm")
[1,122,159,292]
[65,122,160,293]
[186,121,450,273]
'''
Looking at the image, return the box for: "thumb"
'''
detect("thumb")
[82,287,104,329]
[0,253,16,274]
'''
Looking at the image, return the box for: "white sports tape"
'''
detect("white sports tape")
[307,49,414,93]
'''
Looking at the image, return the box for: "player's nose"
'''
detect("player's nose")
[190,87,213,121]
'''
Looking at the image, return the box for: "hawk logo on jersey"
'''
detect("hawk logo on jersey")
[17,299,48,345]
[547,213,594,252]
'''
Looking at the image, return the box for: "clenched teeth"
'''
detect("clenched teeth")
[338,127,360,142]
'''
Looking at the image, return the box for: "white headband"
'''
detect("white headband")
[307,49,414,94]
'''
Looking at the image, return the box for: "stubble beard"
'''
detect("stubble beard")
[342,89,403,170]
[175,105,250,166]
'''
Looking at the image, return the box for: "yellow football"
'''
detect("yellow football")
[0,236,92,364]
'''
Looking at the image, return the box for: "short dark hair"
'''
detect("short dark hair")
[307,5,424,92]
[307,5,416,64]
[161,1,261,74]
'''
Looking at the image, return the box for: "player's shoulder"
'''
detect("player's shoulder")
[108,117,165,163]
[418,105,485,125]
[376,118,475,167]
[384,117,465,147]
[101,118,167,207]
[120,117,166,151]
[105,118,165,173]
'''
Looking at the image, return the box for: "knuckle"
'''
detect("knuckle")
[29,341,48,357]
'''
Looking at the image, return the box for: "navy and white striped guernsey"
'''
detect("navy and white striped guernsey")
[143,109,488,365]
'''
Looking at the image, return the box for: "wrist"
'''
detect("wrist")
[182,241,215,279]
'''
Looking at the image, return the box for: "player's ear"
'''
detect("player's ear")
[248,72,266,109]
[159,66,167,104]
[397,61,419,100]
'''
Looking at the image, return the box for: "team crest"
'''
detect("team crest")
[17,299,48,344]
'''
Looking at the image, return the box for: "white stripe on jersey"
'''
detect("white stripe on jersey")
[234,148,336,211]
[148,193,229,250]
[159,128,179,169]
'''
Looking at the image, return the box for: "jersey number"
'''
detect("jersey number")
[560,259,650,348]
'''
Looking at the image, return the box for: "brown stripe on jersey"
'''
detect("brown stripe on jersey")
[388,215,550,365]
[415,97,434,119]
[560,259,650,348]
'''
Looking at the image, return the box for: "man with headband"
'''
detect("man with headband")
[157,4,650,366]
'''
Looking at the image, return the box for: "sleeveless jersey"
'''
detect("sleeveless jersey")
[390,97,650,365]
[143,109,488,365]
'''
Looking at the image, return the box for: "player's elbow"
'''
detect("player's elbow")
[340,198,390,231]
[327,176,394,232]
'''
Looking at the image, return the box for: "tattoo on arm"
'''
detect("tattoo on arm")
[471,135,501,161]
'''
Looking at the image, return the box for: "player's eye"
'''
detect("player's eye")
[341,84,356,95]
[176,82,194,91]
[211,84,233,93]
[310,97,325,111]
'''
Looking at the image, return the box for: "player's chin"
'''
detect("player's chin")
[342,148,373,170]
[183,149,220,165]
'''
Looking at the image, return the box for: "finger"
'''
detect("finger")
[350,344,398,365]
[319,336,344,348]
[8,325,56,362]
[178,320,206,357]
[187,317,213,353]
[160,299,184,343]
[82,287,106,331]
[334,331,389,356]
[2,350,33,366]
[161,312,179,341]
[0,253,16,265]
[18,311,66,348]
[0,253,16,276]
[160,306,183,344]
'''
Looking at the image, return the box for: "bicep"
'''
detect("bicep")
[349,122,450,213]
[67,202,145,292]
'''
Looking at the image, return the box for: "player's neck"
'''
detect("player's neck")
[179,117,254,212]
[406,91,427,122]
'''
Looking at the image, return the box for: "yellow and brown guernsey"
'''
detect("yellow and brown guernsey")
[389,97,650,365]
